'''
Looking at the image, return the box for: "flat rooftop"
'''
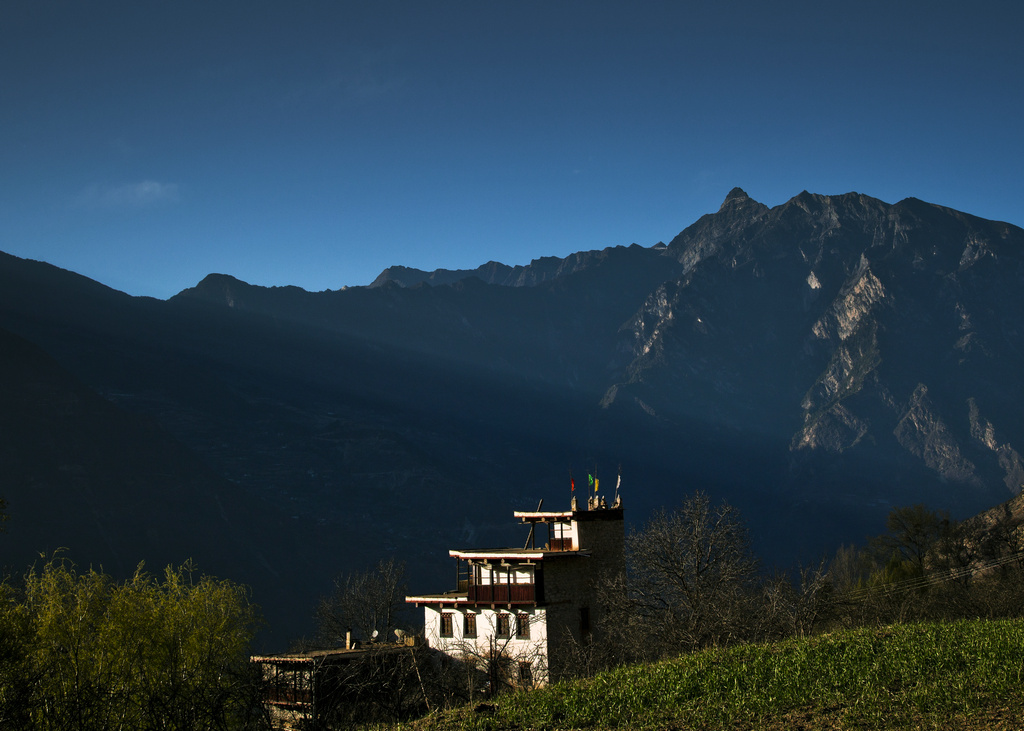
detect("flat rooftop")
[251,646,376,663]
[514,507,624,522]
[449,547,588,560]
[404,590,468,604]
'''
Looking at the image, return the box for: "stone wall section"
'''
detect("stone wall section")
[543,509,624,680]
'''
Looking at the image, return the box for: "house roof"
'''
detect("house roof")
[448,547,589,560]
[404,590,469,605]
[250,646,376,664]
[513,507,624,523]
[513,510,573,521]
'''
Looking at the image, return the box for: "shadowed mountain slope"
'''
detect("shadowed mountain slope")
[1,188,1021,648]
[0,325,282,605]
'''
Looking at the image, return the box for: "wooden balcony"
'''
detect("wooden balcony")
[264,686,312,707]
[467,583,536,604]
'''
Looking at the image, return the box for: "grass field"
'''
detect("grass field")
[404,618,1024,730]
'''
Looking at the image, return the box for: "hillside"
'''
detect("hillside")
[408,619,1024,730]
[0,325,307,642]
[1,188,1022,647]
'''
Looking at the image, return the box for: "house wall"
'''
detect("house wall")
[423,605,549,685]
[542,558,594,680]
[544,510,625,680]
[573,510,625,576]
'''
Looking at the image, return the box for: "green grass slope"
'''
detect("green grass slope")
[408,619,1024,730]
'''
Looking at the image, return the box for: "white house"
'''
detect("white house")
[406,495,624,687]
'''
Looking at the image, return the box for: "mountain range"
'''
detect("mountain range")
[1,187,1021,649]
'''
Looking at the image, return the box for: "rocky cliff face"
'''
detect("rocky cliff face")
[604,190,1024,504]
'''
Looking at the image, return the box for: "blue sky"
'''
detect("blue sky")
[2,1,1022,299]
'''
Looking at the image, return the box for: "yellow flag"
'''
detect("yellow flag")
[594,478,599,493]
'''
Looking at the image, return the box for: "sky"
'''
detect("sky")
[2,1,1022,300]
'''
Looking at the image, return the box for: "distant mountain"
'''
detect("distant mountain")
[1,188,1021,649]
[368,245,666,289]
[606,189,1024,500]
[370,262,516,287]
[174,242,680,391]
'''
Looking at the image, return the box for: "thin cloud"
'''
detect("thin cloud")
[74,180,180,209]
[281,45,405,109]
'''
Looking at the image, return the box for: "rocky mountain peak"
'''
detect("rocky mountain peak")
[720,187,752,210]
[173,273,254,308]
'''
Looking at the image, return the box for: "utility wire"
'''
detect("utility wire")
[840,551,1024,602]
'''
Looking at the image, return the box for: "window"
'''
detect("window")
[579,606,591,639]
[518,661,533,686]
[440,612,453,638]
[516,612,530,639]
[496,613,511,637]
[464,612,477,637]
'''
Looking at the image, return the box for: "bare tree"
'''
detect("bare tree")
[314,643,435,727]
[827,543,874,594]
[316,558,408,646]
[619,491,759,655]
[758,560,835,640]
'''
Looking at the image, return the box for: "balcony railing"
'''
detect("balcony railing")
[263,687,313,707]
[467,583,536,604]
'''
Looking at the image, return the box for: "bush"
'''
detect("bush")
[0,557,262,731]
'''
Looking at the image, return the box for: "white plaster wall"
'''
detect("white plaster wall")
[423,605,549,685]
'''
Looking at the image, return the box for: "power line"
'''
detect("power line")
[839,551,1024,602]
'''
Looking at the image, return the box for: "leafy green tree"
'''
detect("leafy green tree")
[0,582,33,730]
[4,557,261,731]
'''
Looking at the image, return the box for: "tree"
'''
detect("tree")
[5,557,262,731]
[871,503,955,574]
[617,491,759,655]
[306,559,477,726]
[312,643,437,727]
[0,582,32,730]
[758,560,835,639]
[316,558,408,647]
